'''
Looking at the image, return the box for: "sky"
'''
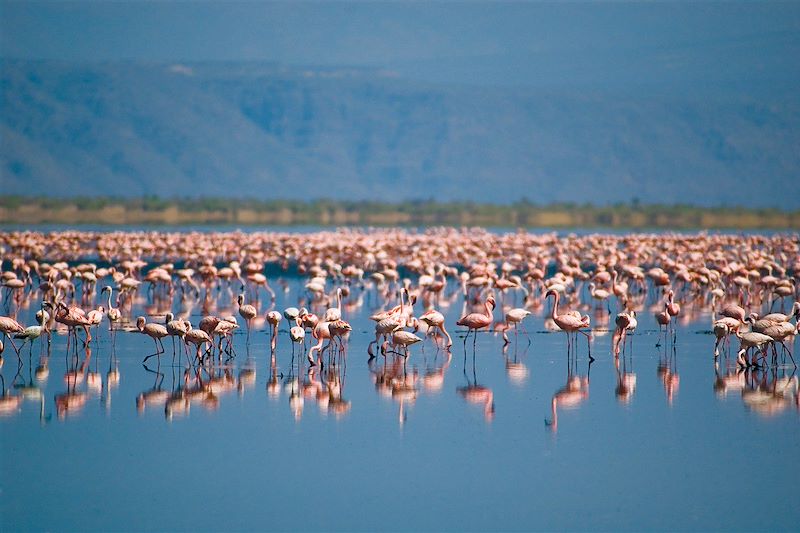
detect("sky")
[2,1,799,92]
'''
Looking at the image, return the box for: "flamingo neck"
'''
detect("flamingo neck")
[484,299,494,319]
[550,293,559,320]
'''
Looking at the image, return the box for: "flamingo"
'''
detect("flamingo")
[456,294,496,349]
[588,282,611,312]
[266,310,281,351]
[611,270,629,305]
[612,312,630,356]
[213,316,239,355]
[0,316,25,356]
[165,312,190,360]
[13,313,47,357]
[307,320,332,366]
[418,308,453,348]
[286,318,305,361]
[502,308,531,344]
[763,322,796,362]
[382,330,423,358]
[137,316,168,363]
[86,305,105,345]
[289,319,305,344]
[54,302,94,353]
[735,329,774,368]
[184,325,213,362]
[761,301,800,323]
[666,289,680,341]
[101,286,121,348]
[328,319,353,353]
[713,317,740,357]
[655,302,671,347]
[237,293,257,343]
[284,307,300,323]
[720,304,746,323]
[545,289,592,360]
[323,287,343,322]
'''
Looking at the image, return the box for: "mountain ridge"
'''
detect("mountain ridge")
[2,59,798,207]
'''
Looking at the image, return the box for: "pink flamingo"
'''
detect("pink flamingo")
[237,293,257,343]
[419,308,453,348]
[307,321,331,366]
[654,302,671,347]
[666,289,680,341]
[138,316,168,363]
[612,312,631,356]
[456,294,496,349]
[184,326,213,362]
[266,310,281,351]
[0,316,25,356]
[545,289,592,360]
[55,302,93,352]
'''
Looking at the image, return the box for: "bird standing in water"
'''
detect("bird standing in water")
[457,295,496,349]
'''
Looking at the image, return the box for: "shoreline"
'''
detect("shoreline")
[2,197,798,229]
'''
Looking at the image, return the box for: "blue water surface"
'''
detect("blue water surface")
[1,270,798,532]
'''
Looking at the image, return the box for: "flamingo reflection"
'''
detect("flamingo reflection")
[546,356,592,432]
[457,351,494,422]
[502,341,529,386]
[657,343,680,406]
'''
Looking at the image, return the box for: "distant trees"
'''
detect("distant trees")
[0,195,797,229]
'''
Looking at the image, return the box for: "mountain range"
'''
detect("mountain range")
[2,59,798,207]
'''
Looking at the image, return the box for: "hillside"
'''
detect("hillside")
[2,60,798,207]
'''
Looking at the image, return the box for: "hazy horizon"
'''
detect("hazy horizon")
[4,2,799,90]
[2,2,799,206]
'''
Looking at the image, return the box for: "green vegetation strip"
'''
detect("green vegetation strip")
[1,196,797,229]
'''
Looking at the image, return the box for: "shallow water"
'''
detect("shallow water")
[2,278,798,531]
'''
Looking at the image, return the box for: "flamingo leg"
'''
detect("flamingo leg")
[439,324,453,348]
[143,338,161,363]
[578,330,593,361]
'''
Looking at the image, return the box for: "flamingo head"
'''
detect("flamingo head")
[545,289,558,299]
[165,312,174,322]
[486,295,496,310]
[136,316,146,331]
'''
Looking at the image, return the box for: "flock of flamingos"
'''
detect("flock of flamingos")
[0,228,798,421]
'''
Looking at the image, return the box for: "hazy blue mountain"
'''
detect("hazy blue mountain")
[1,60,798,207]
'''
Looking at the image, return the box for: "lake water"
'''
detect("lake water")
[2,265,798,531]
